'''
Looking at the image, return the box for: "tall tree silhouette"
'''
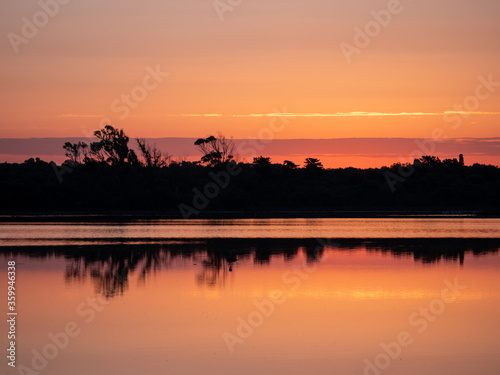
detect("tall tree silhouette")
[194,134,235,167]
[304,157,323,170]
[90,125,137,165]
[136,138,170,168]
[63,141,88,164]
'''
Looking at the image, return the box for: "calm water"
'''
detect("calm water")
[2,218,500,246]
[1,219,499,375]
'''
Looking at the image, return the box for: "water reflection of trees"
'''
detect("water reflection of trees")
[1,238,499,297]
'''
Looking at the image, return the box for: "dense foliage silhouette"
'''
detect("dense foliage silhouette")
[0,126,499,215]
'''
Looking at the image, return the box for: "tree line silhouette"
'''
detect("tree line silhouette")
[1,125,499,215]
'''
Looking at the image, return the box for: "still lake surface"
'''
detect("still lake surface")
[1,218,499,375]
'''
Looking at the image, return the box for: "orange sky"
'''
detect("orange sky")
[1,0,499,166]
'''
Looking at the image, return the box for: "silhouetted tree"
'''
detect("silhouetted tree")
[63,141,88,164]
[304,157,323,170]
[459,154,465,166]
[194,134,234,167]
[136,138,170,168]
[442,158,459,167]
[283,160,298,169]
[252,156,272,168]
[90,125,137,165]
[420,155,442,167]
[88,141,106,163]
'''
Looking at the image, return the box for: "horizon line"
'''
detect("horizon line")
[3,136,500,140]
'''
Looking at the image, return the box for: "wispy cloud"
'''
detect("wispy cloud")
[57,113,104,118]
[55,111,500,120]
[167,111,500,118]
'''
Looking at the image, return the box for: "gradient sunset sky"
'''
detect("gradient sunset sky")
[1,0,499,167]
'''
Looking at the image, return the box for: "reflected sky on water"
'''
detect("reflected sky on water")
[1,220,499,375]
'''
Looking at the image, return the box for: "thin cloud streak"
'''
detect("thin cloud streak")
[57,113,104,118]
[169,111,500,118]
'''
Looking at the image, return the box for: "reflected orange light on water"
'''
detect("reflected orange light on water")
[3,247,500,375]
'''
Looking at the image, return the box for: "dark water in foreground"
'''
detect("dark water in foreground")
[1,219,499,375]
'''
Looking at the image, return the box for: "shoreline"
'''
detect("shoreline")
[0,209,499,222]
